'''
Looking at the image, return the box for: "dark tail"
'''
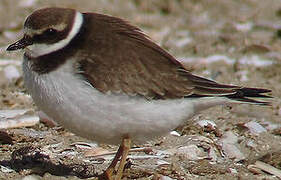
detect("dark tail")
[225,87,272,105]
[185,73,272,105]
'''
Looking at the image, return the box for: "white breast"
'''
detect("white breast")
[22,58,226,145]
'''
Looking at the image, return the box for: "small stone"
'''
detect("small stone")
[21,175,41,180]
[244,121,267,135]
[159,175,176,180]
[3,65,20,82]
[218,131,245,161]
[170,130,181,137]
[0,165,14,173]
[175,145,206,161]
[197,120,216,128]
[228,168,238,174]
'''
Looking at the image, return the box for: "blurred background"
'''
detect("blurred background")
[0,0,280,179]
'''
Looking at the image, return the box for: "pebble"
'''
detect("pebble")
[0,109,39,129]
[175,144,206,161]
[11,128,49,139]
[0,165,14,173]
[170,130,181,137]
[3,65,20,82]
[244,121,267,135]
[20,175,41,180]
[159,175,177,180]
[218,131,245,161]
[197,120,217,128]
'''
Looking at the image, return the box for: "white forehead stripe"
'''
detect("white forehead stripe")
[26,11,83,58]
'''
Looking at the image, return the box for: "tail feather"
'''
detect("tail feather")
[226,87,272,105]
[235,87,272,97]
[185,73,272,106]
[227,97,271,106]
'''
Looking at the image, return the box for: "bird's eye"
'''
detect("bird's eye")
[32,28,58,43]
[44,28,57,36]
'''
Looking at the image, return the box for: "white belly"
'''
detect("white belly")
[22,58,198,144]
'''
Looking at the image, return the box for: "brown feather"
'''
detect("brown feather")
[74,12,271,103]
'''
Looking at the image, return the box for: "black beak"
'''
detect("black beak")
[6,36,33,51]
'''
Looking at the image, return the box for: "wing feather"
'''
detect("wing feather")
[76,13,271,104]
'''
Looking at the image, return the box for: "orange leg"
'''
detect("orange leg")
[116,137,131,179]
[99,136,131,180]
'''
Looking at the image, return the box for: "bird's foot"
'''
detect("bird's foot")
[98,136,131,180]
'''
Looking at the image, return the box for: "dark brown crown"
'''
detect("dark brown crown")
[24,7,77,44]
[25,7,75,30]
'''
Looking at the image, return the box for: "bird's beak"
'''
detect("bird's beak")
[6,35,33,51]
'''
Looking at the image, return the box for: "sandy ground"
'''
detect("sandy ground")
[0,0,280,179]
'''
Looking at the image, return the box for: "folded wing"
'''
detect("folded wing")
[77,13,271,105]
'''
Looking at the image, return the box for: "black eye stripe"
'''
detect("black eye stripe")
[45,28,57,34]
[32,29,59,42]
[31,26,70,44]
[43,28,58,36]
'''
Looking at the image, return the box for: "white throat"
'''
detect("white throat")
[25,11,83,58]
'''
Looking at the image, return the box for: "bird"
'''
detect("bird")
[7,7,271,180]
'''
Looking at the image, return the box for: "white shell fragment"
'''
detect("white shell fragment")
[197,120,217,128]
[234,22,253,32]
[0,165,14,173]
[244,121,267,135]
[71,142,98,150]
[219,131,238,144]
[0,109,39,129]
[250,161,281,179]
[175,145,207,161]
[246,140,257,148]
[221,143,245,161]
[261,120,280,131]
[170,130,181,137]
[208,147,217,162]
[3,65,20,82]
[157,159,170,166]
[0,109,28,119]
[218,131,245,161]
[21,175,41,180]
[158,175,176,180]
[228,168,238,174]
[11,128,49,139]
[84,147,111,157]
[239,55,274,67]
